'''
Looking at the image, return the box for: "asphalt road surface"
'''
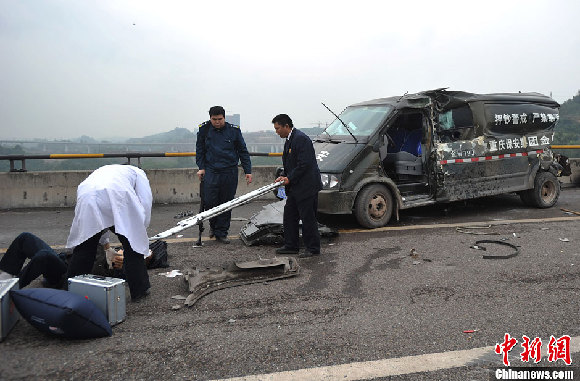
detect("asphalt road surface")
[0,185,579,380]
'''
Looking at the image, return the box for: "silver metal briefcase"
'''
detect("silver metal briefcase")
[68,275,126,326]
[0,278,20,341]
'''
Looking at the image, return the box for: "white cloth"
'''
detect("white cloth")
[66,165,153,255]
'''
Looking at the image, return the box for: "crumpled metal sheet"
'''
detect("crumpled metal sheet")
[240,199,339,246]
[183,256,300,306]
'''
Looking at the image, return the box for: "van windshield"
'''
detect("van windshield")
[324,105,393,138]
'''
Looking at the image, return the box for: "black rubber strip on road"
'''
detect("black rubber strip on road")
[474,239,520,259]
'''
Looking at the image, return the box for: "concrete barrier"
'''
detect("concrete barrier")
[0,166,280,209]
[1,160,578,210]
[570,158,580,185]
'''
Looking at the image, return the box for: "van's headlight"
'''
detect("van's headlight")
[321,173,340,189]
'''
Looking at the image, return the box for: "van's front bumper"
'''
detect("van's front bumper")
[317,190,357,214]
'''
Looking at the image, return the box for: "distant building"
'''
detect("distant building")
[226,114,240,126]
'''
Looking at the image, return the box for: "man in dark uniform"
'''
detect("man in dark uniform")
[272,114,323,258]
[196,106,252,244]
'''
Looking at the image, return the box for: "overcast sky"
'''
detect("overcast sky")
[1,0,579,140]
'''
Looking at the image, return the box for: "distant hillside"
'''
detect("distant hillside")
[554,90,580,144]
[126,127,195,143]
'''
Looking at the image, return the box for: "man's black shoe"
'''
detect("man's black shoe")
[275,247,299,255]
[209,228,215,238]
[298,251,320,258]
[215,236,230,244]
[131,288,150,302]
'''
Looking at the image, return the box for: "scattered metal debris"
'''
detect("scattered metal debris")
[174,210,196,219]
[561,208,580,216]
[409,248,432,263]
[183,256,300,306]
[470,245,486,251]
[159,270,183,278]
[456,225,500,235]
[472,240,520,260]
[240,200,338,246]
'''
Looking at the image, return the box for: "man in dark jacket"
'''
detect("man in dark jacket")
[272,114,323,258]
[196,106,252,244]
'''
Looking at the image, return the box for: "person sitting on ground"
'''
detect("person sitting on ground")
[0,232,124,289]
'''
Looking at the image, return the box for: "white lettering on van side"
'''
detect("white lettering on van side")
[493,112,557,125]
[540,135,551,145]
[485,135,552,153]
[451,149,475,158]
[316,151,330,162]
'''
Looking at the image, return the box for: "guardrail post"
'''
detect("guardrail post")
[9,159,26,172]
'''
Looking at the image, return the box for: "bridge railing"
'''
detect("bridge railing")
[0,145,578,172]
[0,151,282,172]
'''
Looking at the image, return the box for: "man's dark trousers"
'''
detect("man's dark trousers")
[0,232,67,288]
[283,193,320,254]
[203,166,238,238]
[66,228,150,299]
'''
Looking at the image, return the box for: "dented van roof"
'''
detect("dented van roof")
[351,89,560,109]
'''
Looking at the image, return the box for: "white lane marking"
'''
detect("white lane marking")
[213,336,580,381]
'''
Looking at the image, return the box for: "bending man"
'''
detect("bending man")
[66,164,152,301]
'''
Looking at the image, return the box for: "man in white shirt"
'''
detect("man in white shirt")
[65,164,153,301]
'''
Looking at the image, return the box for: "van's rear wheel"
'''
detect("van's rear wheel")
[521,172,560,208]
[354,184,393,228]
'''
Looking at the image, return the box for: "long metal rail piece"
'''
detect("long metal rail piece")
[149,181,283,240]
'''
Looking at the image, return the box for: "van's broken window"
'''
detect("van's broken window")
[437,105,474,141]
[438,105,473,130]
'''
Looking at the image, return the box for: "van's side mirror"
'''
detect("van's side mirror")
[372,140,380,152]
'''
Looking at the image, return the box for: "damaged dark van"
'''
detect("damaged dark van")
[315,89,563,228]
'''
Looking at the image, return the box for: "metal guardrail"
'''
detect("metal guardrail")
[0,151,283,172]
[1,145,578,172]
[552,145,580,149]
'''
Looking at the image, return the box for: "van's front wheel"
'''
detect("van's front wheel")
[354,184,393,228]
[521,172,560,208]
